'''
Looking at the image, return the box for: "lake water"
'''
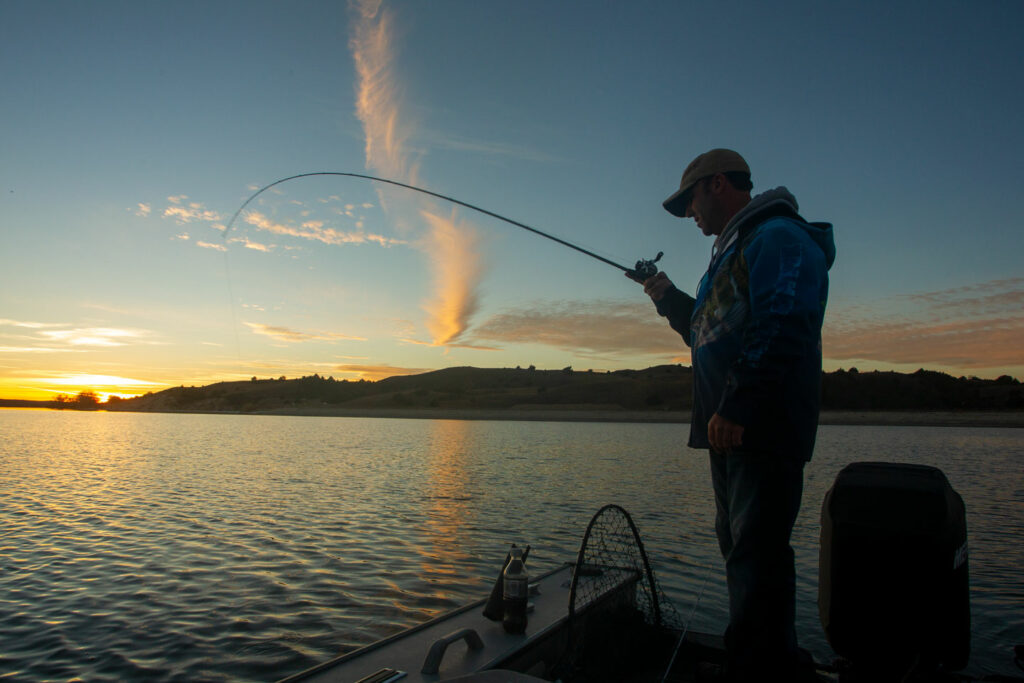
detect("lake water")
[1,410,1022,682]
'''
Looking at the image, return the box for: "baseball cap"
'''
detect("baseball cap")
[663,148,750,217]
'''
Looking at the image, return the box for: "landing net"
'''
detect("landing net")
[557,504,686,681]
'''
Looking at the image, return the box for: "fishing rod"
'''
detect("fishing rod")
[223,172,663,283]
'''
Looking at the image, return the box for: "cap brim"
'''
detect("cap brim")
[663,187,692,217]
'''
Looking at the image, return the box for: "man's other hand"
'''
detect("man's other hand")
[641,271,674,302]
[708,413,745,452]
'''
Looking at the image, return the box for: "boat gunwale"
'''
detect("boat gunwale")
[278,563,574,683]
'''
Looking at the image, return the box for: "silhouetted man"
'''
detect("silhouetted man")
[642,149,835,681]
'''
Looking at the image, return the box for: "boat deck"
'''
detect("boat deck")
[281,564,588,683]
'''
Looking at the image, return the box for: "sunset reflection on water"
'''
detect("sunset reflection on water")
[422,419,477,582]
[1,411,1021,681]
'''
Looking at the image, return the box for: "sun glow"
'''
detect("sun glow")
[0,374,165,402]
[36,374,157,388]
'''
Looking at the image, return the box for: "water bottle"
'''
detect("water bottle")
[502,546,528,634]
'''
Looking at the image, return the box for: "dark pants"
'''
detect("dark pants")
[710,450,806,681]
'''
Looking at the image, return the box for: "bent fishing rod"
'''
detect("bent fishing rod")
[223,172,663,283]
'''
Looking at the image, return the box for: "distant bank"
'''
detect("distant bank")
[3,365,1022,427]
[3,401,1022,428]
[245,406,1024,428]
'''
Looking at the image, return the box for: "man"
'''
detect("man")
[642,149,835,681]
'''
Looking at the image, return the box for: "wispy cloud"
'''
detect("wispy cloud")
[244,322,367,343]
[418,209,483,346]
[350,0,415,182]
[196,240,227,252]
[333,363,429,381]
[243,211,404,247]
[903,277,1024,315]
[238,359,422,381]
[399,336,500,351]
[163,196,221,224]
[0,346,79,354]
[823,278,1024,371]
[32,373,162,388]
[242,237,272,252]
[420,129,562,164]
[0,320,154,353]
[38,327,145,347]
[0,318,65,329]
[136,203,152,217]
[471,300,686,360]
[349,0,485,348]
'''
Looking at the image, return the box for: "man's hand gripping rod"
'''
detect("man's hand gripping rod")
[625,251,664,283]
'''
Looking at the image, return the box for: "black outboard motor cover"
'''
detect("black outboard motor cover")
[820,462,970,673]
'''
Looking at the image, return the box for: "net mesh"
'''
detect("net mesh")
[555,504,686,682]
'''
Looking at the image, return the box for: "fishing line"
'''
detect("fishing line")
[660,560,713,683]
[221,248,244,377]
[222,172,663,281]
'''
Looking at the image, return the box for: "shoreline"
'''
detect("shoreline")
[259,407,1024,427]
[4,405,1023,427]
[144,407,1024,427]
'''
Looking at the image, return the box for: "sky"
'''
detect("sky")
[1,1,1023,401]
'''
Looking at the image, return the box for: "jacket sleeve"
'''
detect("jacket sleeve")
[716,222,827,426]
[653,285,695,348]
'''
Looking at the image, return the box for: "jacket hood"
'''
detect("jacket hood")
[720,186,835,270]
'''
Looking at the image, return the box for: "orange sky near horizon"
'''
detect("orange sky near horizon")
[2,294,1021,403]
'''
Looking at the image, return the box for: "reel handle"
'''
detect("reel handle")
[625,251,664,283]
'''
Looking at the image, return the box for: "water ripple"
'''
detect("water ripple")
[1,413,1021,681]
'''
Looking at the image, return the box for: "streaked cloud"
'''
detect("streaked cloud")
[39,327,145,347]
[0,346,80,354]
[0,318,65,329]
[244,322,367,343]
[904,277,1024,315]
[0,320,152,352]
[418,209,483,346]
[32,373,162,388]
[333,363,429,381]
[349,0,485,348]
[163,197,221,224]
[399,336,500,351]
[236,359,421,382]
[420,129,562,164]
[243,211,404,247]
[824,278,1024,371]
[136,203,152,217]
[350,0,414,182]
[196,240,227,252]
[242,238,272,252]
[471,300,686,360]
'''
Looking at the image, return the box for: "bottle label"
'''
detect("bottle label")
[504,578,527,599]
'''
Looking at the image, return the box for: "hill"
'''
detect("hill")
[106,365,692,414]
[88,365,1023,416]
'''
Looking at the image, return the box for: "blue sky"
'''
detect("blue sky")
[2,0,1022,400]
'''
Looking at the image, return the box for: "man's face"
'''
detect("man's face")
[684,175,724,236]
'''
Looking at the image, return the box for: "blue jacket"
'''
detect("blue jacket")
[655,188,835,461]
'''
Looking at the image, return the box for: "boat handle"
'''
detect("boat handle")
[420,627,485,675]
